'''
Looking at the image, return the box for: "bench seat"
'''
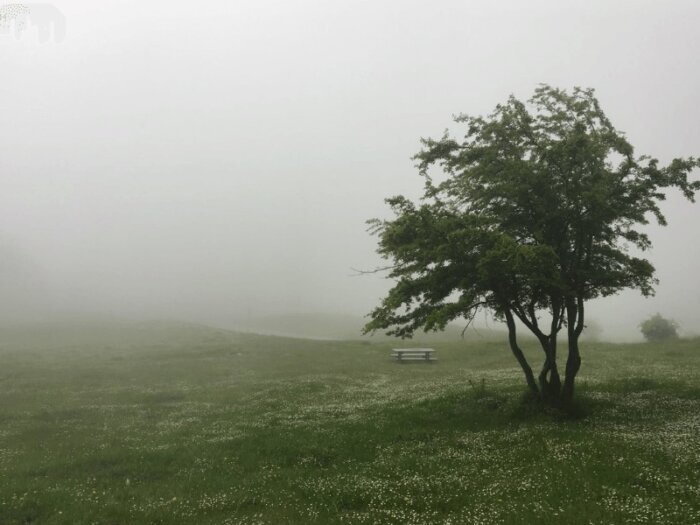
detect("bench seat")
[391,348,437,362]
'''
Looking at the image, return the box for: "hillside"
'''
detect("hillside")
[1,320,699,524]
[232,312,510,342]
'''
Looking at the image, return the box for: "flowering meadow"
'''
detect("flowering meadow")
[1,322,699,524]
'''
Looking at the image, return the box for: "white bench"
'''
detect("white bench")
[391,348,436,363]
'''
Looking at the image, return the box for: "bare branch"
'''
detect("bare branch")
[349,265,398,277]
[459,302,487,338]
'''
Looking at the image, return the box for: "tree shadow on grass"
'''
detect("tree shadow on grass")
[376,375,696,433]
[601,376,700,398]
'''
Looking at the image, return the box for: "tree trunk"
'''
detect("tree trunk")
[504,309,540,399]
[537,336,561,402]
[534,299,564,403]
[562,296,584,403]
[562,334,581,402]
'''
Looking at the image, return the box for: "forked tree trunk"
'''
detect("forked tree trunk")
[503,300,584,405]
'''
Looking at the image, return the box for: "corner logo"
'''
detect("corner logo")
[0,3,66,43]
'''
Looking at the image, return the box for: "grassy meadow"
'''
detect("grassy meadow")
[1,321,700,524]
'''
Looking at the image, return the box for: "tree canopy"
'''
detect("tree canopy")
[365,85,700,404]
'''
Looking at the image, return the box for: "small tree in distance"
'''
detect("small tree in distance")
[640,314,679,342]
[364,85,700,406]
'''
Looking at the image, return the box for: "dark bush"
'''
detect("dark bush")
[640,313,679,342]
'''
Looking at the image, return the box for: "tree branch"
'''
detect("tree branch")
[349,265,398,276]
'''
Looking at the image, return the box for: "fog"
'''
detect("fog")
[2,0,699,341]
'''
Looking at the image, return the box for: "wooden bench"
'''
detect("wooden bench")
[391,348,436,363]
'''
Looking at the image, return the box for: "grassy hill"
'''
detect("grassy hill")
[0,320,699,524]
[233,312,510,342]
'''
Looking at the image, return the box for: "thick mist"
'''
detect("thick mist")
[1,0,699,340]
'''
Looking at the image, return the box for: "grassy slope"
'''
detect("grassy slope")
[0,322,699,524]
[232,312,510,342]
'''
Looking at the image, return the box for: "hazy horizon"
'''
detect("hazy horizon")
[2,0,699,341]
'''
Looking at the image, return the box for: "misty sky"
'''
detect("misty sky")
[1,0,699,339]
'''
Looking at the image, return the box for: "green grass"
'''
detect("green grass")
[1,321,699,524]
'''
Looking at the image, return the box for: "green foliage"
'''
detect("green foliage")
[365,85,700,339]
[640,313,679,342]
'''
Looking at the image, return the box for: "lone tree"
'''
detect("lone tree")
[364,85,699,405]
[640,313,679,342]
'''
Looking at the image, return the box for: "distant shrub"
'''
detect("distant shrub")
[639,314,679,342]
[580,319,603,342]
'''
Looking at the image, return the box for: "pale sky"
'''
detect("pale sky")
[1,0,699,339]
